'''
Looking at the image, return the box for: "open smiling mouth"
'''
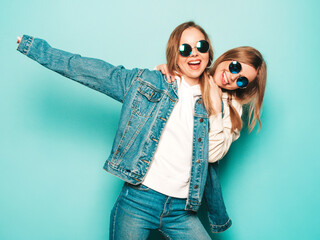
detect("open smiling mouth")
[188,60,201,69]
[222,71,229,85]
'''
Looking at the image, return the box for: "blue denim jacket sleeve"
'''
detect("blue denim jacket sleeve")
[205,162,232,233]
[17,35,140,102]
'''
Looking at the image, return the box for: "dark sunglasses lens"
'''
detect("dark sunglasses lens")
[197,40,209,53]
[229,61,242,74]
[237,77,249,88]
[179,44,192,57]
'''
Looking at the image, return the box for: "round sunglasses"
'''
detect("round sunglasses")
[229,61,249,89]
[178,40,209,57]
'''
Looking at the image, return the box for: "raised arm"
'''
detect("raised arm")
[208,94,242,163]
[16,35,140,102]
[207,76,242,163]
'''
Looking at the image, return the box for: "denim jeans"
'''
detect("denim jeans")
[110,183,211,240]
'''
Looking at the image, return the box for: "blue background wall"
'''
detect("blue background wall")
[1,0,319,239]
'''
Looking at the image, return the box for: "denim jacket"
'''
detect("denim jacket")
[17,35,232,232]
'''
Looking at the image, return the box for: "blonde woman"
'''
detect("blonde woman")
[16,21,266,239]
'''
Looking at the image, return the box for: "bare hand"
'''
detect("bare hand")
[208,76,222,115]
[17,36,22,44]
[155,64,175,83]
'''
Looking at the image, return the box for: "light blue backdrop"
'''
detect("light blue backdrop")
[1,0,319,239]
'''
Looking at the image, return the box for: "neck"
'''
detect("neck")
[182,76,200,86]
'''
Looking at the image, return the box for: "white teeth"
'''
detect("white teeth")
[223,72,229,84]
[189,61,200,64]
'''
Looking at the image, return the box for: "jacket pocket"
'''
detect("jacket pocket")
[131,84,162,117]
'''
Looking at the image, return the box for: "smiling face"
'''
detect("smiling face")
[213,60,257,90]
[177,27,209,86]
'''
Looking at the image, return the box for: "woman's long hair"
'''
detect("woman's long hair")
[166,21,215,116]
[209,47,267,132]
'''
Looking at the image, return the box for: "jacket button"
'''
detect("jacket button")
[196,159,201,163]
[198,138,202,142]
[194,185,199,189]
[200,118,203,122]
[198,100,202,104]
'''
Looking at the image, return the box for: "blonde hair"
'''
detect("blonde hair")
[166,21,215,116]
[209,46,267,132]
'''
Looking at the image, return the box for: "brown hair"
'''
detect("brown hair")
[166,21,215,116]
[209,46,267,132]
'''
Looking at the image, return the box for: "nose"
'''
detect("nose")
[190,47,199,57]
[230,74,239,82]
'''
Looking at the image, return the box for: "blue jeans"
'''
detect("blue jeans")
[109,183,211,240]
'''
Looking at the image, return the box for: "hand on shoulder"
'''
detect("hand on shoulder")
[154,64,176,83]
[209,75,222,115]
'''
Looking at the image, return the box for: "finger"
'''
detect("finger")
[161,67,167,75]
[170,75,175,83]
[210,76,220,89]
[17,36,22,44]
[164,65,169,74]
[211,75,219,85]
[208,76,214,87]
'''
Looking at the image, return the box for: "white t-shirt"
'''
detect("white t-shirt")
[142,77,243,198]
[143,76,200,198]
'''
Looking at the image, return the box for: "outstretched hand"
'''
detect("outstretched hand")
[17,37,22,44]
[154,64,175,83]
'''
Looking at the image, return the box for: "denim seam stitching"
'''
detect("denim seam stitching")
[111,187,125,239]
[118,109,149,162]
[159,196,170,228]
[210,217,231,227]
[158,229,172,240]
[136,77,177,101]
[122,70,142,102]
[137,78,167,94]
[111,112,135,164]
[25,36,34,55]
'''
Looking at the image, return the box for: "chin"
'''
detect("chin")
[191,73,202,79]
[185,71,201,79]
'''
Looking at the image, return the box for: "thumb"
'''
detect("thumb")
[208,76,214,87]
